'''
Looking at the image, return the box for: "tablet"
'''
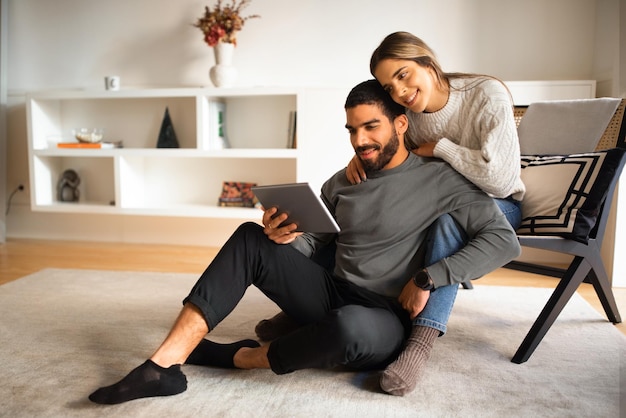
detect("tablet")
[251,183,340,233]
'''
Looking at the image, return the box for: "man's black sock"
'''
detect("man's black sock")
[185,339,260,368]
[88,360,187,405]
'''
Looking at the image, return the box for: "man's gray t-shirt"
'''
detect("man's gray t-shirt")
[292,153,520,298]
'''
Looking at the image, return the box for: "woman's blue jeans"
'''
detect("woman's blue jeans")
[414,197,521,335]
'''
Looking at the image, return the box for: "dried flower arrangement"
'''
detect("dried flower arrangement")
[194,0,260,47]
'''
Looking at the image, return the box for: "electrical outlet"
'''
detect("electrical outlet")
[5,184,27,216]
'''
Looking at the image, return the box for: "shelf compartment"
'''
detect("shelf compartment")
[29,96,197,150]
[199,94,297,151]
[118,155,297,215]
[32,155,115,208]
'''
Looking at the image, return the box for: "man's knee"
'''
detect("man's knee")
[227,222,267,249]
[327,306,372,345]
[234,221,263,236]
[326,306,403,365]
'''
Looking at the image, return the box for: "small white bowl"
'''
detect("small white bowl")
[73,128,104,143]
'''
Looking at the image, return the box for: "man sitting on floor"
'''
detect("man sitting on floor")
[88,79,520,405]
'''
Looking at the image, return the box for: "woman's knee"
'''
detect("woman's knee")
[428,214,462,237]
[494,198,522,229]
[425,215,468,263]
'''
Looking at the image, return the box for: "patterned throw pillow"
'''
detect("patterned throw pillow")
[517,148,626,244]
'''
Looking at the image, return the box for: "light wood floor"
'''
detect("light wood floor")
[1,238,624,336]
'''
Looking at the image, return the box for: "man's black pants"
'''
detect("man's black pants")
[183,222,411,374]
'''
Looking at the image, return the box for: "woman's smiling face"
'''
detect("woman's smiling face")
[373,58,447,114]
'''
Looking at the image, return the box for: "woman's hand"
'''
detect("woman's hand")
[346,155,367,184]
[398,279,431,320]
[412,142,437,158]
[262,207,302,244]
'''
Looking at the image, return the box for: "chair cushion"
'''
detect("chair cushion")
[517,148,626,244]
[517,98,621,155]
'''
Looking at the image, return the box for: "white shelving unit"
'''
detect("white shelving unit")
[26,87,352,220]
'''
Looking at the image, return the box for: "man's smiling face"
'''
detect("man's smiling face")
[345,104,403,174]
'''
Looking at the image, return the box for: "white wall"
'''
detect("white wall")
[622,0,626,97]
[594,0,622,97]
[7,0,601,91]
[4,0,622,248]
[0,0,7,243]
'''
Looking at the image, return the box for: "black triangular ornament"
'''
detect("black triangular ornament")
[156,107,180,148]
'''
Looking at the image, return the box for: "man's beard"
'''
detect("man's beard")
[356,131,400,175]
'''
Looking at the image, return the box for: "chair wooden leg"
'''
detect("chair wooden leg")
[585,253,622,324]
[511,256,589,364]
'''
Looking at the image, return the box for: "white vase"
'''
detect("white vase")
[209,42,238,88]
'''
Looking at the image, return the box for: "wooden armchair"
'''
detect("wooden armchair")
[505,99,626,363]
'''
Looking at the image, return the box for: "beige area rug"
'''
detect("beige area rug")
[0,268,624,418]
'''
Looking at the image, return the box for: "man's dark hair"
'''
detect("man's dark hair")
[344,79,406,122]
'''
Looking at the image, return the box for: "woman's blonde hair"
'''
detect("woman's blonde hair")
[370,31,509,95]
